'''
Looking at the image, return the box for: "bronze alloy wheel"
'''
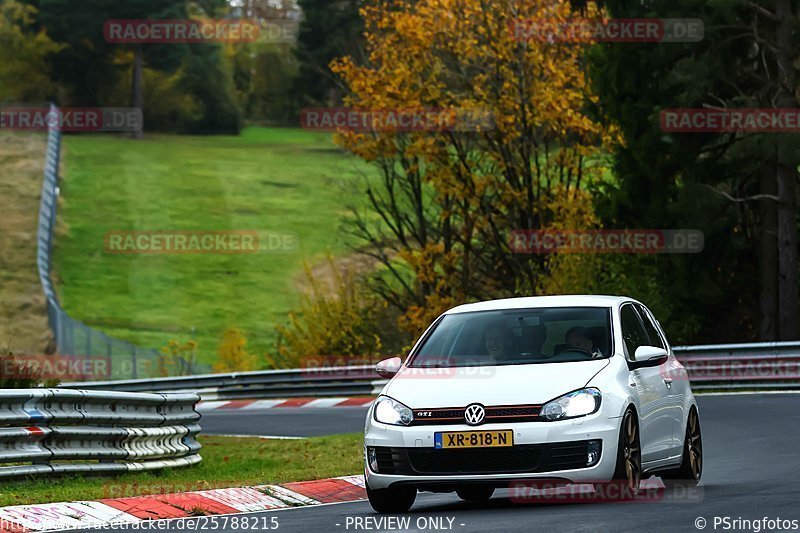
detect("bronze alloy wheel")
[661,407,703,487]
[615,409,641,494]
[686,408,703,480]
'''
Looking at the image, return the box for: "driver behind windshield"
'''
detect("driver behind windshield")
[565,326,603,359]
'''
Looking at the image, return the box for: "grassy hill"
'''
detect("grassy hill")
[53,128,375,367]
[0,132,53,355]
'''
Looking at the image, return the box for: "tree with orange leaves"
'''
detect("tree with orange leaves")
[331,0,617,333]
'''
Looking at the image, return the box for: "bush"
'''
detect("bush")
[179,44,243,135]
[155,339,199,377]
[141,67,203,133]
[0,0,62,102]
[275,256,411,368]
[214,327,257,373]
[0,347,44,388]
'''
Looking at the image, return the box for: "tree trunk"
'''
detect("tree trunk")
[131,45,144,140]
[775,144,798,340]
[773,0,799,340]
[758,159,778,340]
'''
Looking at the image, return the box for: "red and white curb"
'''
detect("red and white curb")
[0,475,366,532]
[197,397,374,411]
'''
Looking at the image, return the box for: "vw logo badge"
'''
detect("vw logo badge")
[464,403,485,425]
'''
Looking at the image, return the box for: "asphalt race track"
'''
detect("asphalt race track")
[90,394,799,533]
[200,407,367,437]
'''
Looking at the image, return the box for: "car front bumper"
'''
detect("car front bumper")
[364,413,620,491]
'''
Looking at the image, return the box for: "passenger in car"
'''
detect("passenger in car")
[484,322,513,362]
[519,324,548,359]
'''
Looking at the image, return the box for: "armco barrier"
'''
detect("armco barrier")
[673,341,800,391]
[0,389,201,478]
[61,366,386,400]
[60,341,800,397]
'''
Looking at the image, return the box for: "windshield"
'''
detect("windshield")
[409,307,612,367]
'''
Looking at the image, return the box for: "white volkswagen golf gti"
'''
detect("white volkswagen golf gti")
[364,295,703,513]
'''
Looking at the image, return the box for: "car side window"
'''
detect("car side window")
[620,304,648,360]
[637,305,666,350]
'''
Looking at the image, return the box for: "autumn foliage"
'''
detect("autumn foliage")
[276,257,410,365]
[331,0,618,333]
[214,328,258,373]
[156,339,199,377]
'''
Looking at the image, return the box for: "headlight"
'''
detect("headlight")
[373,396,414,426]
[541,388,601,421]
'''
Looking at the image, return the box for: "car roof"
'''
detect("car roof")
[445,295,634,315]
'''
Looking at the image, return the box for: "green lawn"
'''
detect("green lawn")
[53,128,375,372]
[0,433,363,507]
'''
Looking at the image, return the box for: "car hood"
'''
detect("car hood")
[382,360,609,408]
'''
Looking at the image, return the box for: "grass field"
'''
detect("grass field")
[0,132,52,355]
[53,128,375,368]
[0,433,363,507]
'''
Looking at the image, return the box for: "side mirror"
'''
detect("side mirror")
[375,357,402,378]
[631,346,669,369]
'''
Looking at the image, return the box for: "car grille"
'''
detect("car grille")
[410,405,542,426]
[371,440,597,475]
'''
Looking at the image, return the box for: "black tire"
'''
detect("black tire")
[611,408,642,496]
[661,407,702,488]
[456,486,495,503]
[366,484,416,514]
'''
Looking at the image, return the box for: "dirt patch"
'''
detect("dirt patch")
[0,132,53,354]
[296,251,385,296]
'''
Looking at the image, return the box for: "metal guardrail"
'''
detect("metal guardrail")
[60,341,800,396]
[672,340,800,355]
[62,366,386,400]
[673,342,800,391]
[0,389,202,478]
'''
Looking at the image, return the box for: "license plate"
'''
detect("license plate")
[434,430,514,449]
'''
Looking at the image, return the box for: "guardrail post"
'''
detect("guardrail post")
[132,346,138,379]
